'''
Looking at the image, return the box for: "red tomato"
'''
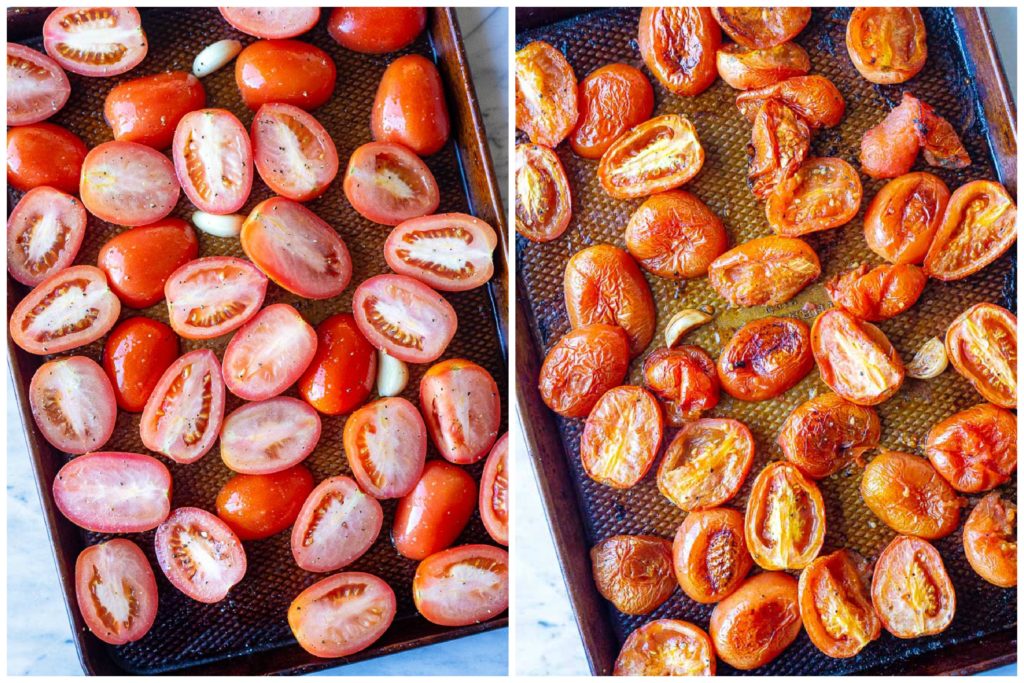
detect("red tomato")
[672,508,752,604]
[220,397,322,475]
[657,418,754,511]
[97,218,200,309]
[718,317,814,401]
[591,535,675,615]
[251,103,338,202]
[75,539,158,645]
[6,186,86,286]
[538,324,630,419]
[413,544,509,626]
[155,507,246,603]
[615,620,716,675]
[798,550,881,658]
[624,190,728,279]
[291,475,383,572]
[709,572,802,670]
[864,172,951,265]
[746,461,826,570]
[54,451,171,533]
[963,493,1017,588]
[515,142,572,243]
[353,274,457,364]
[480,433,509,546]
[945,303,1017,408]
[80,141,180,226]
[569,63,654,159]
[747,99,810,199]
[140,349,226,464]
[581,386,663,489]
[327,7,427,53]
[736,75,846,129]
[642,346,720,424]
[712,8,811,49]
[371,54,450,157]
[392,460,477,560]
[298,313,377,415]
[926,403,1016,493]
[343,141,440,226]
[219,7,320,39]
[172,108,253,215]
[6,43,70,126]
[716,42,810,90]
[43,7,147,77]
[344,397,427,499]
[825,263,927,322]
[861,450,963,539]
[215,465,315,541]
[767,157,862,236]
[222,303,318,401]
[420,359,501,465]
[924,180,1017,281]
[288,572,396,658]
[871,535,955,638]
[777,392,880,479]
[235,39,336,111]
[598,115,705,200]
[638,7,721,96]
[29,356,116,454]
[6,122,86,193]
[102,316,179,412]
[384,213,497,292]
[515,41,578,148]
[104,71,206,150]
[811,308,905,406]
[164,256,268,340]
[846,8,927,84]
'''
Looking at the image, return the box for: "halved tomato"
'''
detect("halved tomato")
[104,71,206,150]
[712,7,811,48]
[924,180,1017,281]
[172,108,253,215]
[871,535,955,638]
[288,572,396,658]
[580,386,663,489]
[343,397,427,499]
[718,317,814,401]
[658,418,754,511]
[707,235,820,307]
[846,8,927,84]
[353,274,457,364]
[615,620,715,676]
[598,115,705,200]
[220,397,322,475]
[219,7,320,38]
[515,40,578,148]
[75,539,158,645]
[926,403,1017,493]
[637,7,721,96]
[298,313,377,415]
[538,324,630,418]
[251,103,338,201]
[859,93,922,179]
[140,349,226,464]
[709,572,801,670]
[222,303,318,401]
[515,142,572,243]
[745,461,825,570]
[30,356,116,454]
[290,475,383,573]
[384,213,497,292]
[747,99,810,199]
[672,507,752,604]
[590,535,675,615]
[480,433,509,546]
[155,507,246,604]
[413,544,509,627]
[945,303,1016,408]
[97,218,200,309]
[343,141,440,226]
[864,172,951,265]
[624,190,728,279]
[642,346,720,424]
[6,122,87,193]
[371,54,450,157]
[825,263,927,322]
[215,465,314,541]
[392,460,477,560]
[798,550,881,658]
[778,393,880,479]
[54,451,171,533]
[766,157,862,236]
[716,42,810,90]
[6,43,70,126]
[7,186,86,287]
[165,256,268,340]
[102,317,179,412]
[570,63,654,159]
[736,75,846,129]
[963,493,1017,588]
[43,7,147,77]
[420,359,501,465]
[235,39,336,111]
[811,308,905,405]
[80,141,180,226]
[327,7,426,53]
[860,450,963,539]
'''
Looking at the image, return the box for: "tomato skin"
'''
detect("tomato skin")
[638,7,721,97]
[515,143,572,243]
[251,103,338,202]
[672,507,752,604]
[859,93,921,179]
[420,359,501,465]
[155,507,247,604]
[581,386,663,489]
[222,304,318,401]
[538,324,630,419]
[926,403,1017,493]
[97,218,200,309]
[6,123,86,193]
[778,393,880,480]
[371,54,450,157]
[924,180,1017,281]
[871,535,955,638]
[709,572,801,670]
[598,115,705,200]
[30,356,117,454]
[515,41,578,148]
[288,572,396,658]
[383,213,498,292]
[712,7,811,49]
[327,7,426,54]
[861,450,963,539]
[811,308,905,406]
[864,172,951,265]
[219,7,321,39]
[708,235,820,307]
[963,493,1017,588]
[80,140,181,226]
[736,75,846,129]
[642,346,720,423]
[624,190,728,279]
[392,460,478,560]
[75,539,158,645]
[172,108,253,215]
[220,397,322,475]
[767,157,863,236]
[297,313,377,415]
[658,418,754,511]
[716,42,810,90]
[43,7,147,77]
[165,257,268,340]
[569,63,654,159]
[343,141,441,226]
[745,461,825,570]
[590,535,675,615]
[615,620,716,676]
[7,187,87,287]
[480,433,508,546]
[104,71,206,150]
[798,550,881,658]
[235,40,336,111]
[846,8,927,84]
[825,263,927,322]
[747,99,810,199]
[718,317,813,402]
[343,397,427,499]
[353,274,458,364]
[215,465,315,541]
[6,43,70,126]
[102,317,180,412]
[944,303,1017,408]
[413,544,509,626]
[291,476,383,572]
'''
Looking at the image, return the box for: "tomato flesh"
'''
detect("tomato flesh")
[7,186,86,287]
[658,418,754,511]
[80,141,181,226]
[30,356,116,454]
[343,141,441,226]
[945,303,1016,408]
[963,493,1017,588]
[353,274,458,364]
[515,40,578,148]
[155,507,247,603]
[598,114,705,200]
[220,397,322,475]
[413,544,509,626]
[172,108,253,215]
[6,43,70,126]
[615,619,716,676]
[383,213,497,292]
[581,386,663,489]
[222,303,318,401]
[219,7,320,39]
[515,142,572,243]
[708,235,820,307]
[251,103,338,202]
[420,359,501,465]
[745,461,826,570]
[673,507,752,604]
[75,539,158,645]
[165,256,268,340]
[798,550,881,658]
[288,572,396,658]
[43,7,147,77]
[290,476,383,573]
[871,535,955,638]
[766,157,862,236]
[480,433,509,546]
[343,397,427,499]
[864,172,950,265]
[924,180,1017,281]
[747,99,810,199]
[811,308,905,406]
[846,8,927,84]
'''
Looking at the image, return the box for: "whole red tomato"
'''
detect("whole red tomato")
[97,218,200,309]
[327,7,427,54]
[6,123,87,194]
[235,40,336,110]
[104,71,206,149]
[298,313,377,415]
[102,317,180,412]
[215,465,315,541]
[371,54,450,156]
[392,460,477,560]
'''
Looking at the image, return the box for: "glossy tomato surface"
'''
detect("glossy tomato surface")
[709,572,801,670]
[215,465,314,540]
[672,507,752,604]
[172,108,253,214]
[220,397,322,475]
[155,507,246,603]
[235,39,336,110]
[712,7,811,48]
[392,460,477,560]
[80,141,180,226]
[371,54,450,156]
[298,313,377,415]
[590,535,675,615]
[718,317,813,402]
[745,461,825,570]
[97,218,200,309]
[6,43,70,126]
[515,142,572,243]
[917,98,971,169]
[102,316,179,412]
[624,190,728,279]
[860,450,963,539]
[798,550,881,658]
[343,397,427,499]
[515,41,578,147]
[846,8,927,84]
[598,114,705,200]
[871,535,955,638]
[413,544,509,626]
[736,75,845,129]
[75,539,158,645]
[6,122,86,193]
[343,141,440,226]
[222,303,317,401]
[6,186,86,286]
[642,346,720,424]
[353,274,457,364]
[30,356,116,454]
[638,7,721,96]
[420,359,501,465]
[825,262,927,322]
[766,157,862,236]
[859,93,922,179]
[288,572,396,658]
[963,493,1017,588]
[777,392,880,479]
[923,180,1017,281]
[538,324,630,418]
[384,213,497,292]
[43,7,147,77]
[104,71,206,149]
[747,99,810,199]
[164,256,268,340]
[615,619,715,676]
[327,7,426,53]
[581,386,663,489]
[658,418,754,511]
[708,235,820,307]
[570,63,654,159]
[926,403,1017,493]
[480,433,509,545]
[945,303,1017,408]
[811,308,905,405]
[291,476,383,572]
[716,42,810,90]
[251,103,338,201]
[219,7,320,38]
[54,451,171,533]
[864,172,950,264]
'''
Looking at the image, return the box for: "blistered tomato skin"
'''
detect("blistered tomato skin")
[570,63,654,159]
[925,403,1017,493]
[710,572,802,670]
[963,493,1017,588]
[712,8,811,48]
[515,41,578,148]
[657,418,754,511]
[515,143,572,243]
[6,123,87,193]
[736,75,845,129]
[811,308,905,406]
[638,7,721,96]
[597,115,705,200]
[744,461,825,570]
[708,235,820,307]
[102,317,180,413]
[798,550,881,658]
[539,324,630,418]
[614,620,716,676]
[864,172,951,265]
[672,507,753,604]
[944,303,1017,408]
[104,71,206,150]
[777,392,880,479]
[235,40,337,111]
[860,450,963,539]
[825,262,927,322]
[717,317,814,402]
[924,180,1017,281]
[642,346,720,423]
[747,98,811,199]
[624,190,728,279]
[581,386,663,489]
[716,42,810,90]
[590,535,676,615]
[871,535,955,638]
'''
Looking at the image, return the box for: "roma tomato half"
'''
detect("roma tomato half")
[251,103,338,202]
[235,39,336,111]
[343,142,440,226]
[811,308,905,406]
[963,493,1017,588]
[716,42,810,90]
[164,256,268,340]
[7,186,86,287]
[657,418,754,511]
[220,397,322,475]
[172,108,253,215]
[747,99,810,199]
[222,303,318,401]
[392,460,477,560]
[709,572,801,670]
[846,8,927,84]
[515,142,572,243]
[673,508,752,604]
[420,359,501,465]
[925,403,1017,493]
[515,41,578,148]
[298,313,377,415]
[624,190,728,279]
[288,572,396,658]
[638,7,721,96]
[798,550,880,658]
[480,433,509,546]
[712,8,811,49]
[824,262,927,322]
[371,54,450,157]
[766,157,862,236]
[777,392,880,479]
[945,303,1016,408]
[864,172,950,265]
[30,356,116,454]
[707,235,820,307]
[343,397,427,499]
[581,386,663,489]
[860,450,963,539]
[413,544,509,626]
[598,115,705,200]
[327,7,426,53]
[155,507,246,603]
[97,218,200,309]
[75,539,158,645]
[80,141,180,226]
[615,620,715,676]
[643,346,720,424]
[6,43,70,126]
[871,535,955,638]
[353,274,457,364]
[43,7,147,77]
[384,213,497,292]
[219,7,320,39]
[6,122,86,193]
[215,465,315,541]
[736,75,846,129]
[745,461,825,570]
[102,316,179,412]
[539,324,630,419]
[104,71,206,150]
[590,535,676,615]
[291,476,383,573]
[717,317,814,401]
[924,180,1017,281]
[570,63,654,159]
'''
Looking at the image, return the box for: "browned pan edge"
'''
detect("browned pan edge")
[513,6,1016,677]
[6,7,509,676]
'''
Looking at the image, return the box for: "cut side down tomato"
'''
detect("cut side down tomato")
[327,7,426,54]
[591,535,675,616]
[165,256,268,340]
[75,539,158,645]
[290,476,383,573]
[864,172,950,265]
[392,460,477,561]
[343,397,427,499]
[6,122,87,193]
[712,7,811,49]
[97,218,200,309]
[102,317,180,413]
[43,7,147,77]
[860,450,963,539]
[717,317,814,401]
[215,465,314,541]
[825,262,927,322]
[598,115,705,200]
[637,7,721,97]
[384,213,497,292]
[539,325,630,419]
[7,186,86,287]
[624,190,728,279]
[222,303,318,401]
[747,99,810,199]
[104,71,206,150]
[371,54,450,157]
[54,451,171,533]
[926,403,1017,493]
[778,393,880,479]
[766,157,862,236]
[963,493,1017,588]
[642,346,720,424]
[352,274,457,364]
[30,356,116,454]
[945,303,1016,408]
[155,507,246,603]
[570,63,654,159]
[343,142,440,226]
[7,43,70,126]
[709,572,801,670]
[234,39,336,111]
[413,544,509,626]
[173,108,253,215]
[716,42,810,90]
[220,397,322,475]
[298,313,377,415]
[288,572,396,659]
[736,75,846,129]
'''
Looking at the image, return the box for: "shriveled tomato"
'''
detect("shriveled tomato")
[235,39,336,111]
[104,71,206,150]
[371,54,450,157]
[414,544,509,626]
[713,8,810,49]
[643,346,720,424]
[289,572,396,658]
[718,317,814,402]
[384,213,497,292]
[480,433,509,546]
[861,450,963,539]
[716,42,810,90]
[172,108,252,214]
[515,142,572,243]
[515,41,578,148]
[222,304,318,401]
[598,114,705,200]
[864,172,951,265]
[825,262,927,322]
[353,274,457,364]
[54,451,171,533]
[97,218,200,309]
[926,403,1016,493]
[917,98,972,169]
[846,8,927,84]
[811,308,905,405]
[624,190,728,279]
[872,535,955,638]
[420,359,501,465]
[538,325,629,419]
[155,507,246,603]
[637,7,721,96]
[672,507,752,603]
[799,550,881,658]
[569,63,654,159]
[215,465,314,541]
[30,356,116,455]
[102,317,179,412]
[745,461,825,570]
[298,313,376,415]
[165,257,268,340]
[344,397,427,499]
[251,103,338,201]
[75,539,158,646]
[6,123,86,193]
[327,7,426,53]
[590,535,675,615]
[581,386,663,489]
[736,75,846,129]
[963,493,1017,588]
[924,180,1017,281]
[658,418,754,511]
[708,235,820,307]
[778,393,880,480]
[945,303,1016,408]
[615,620,715,676]
[767,157,862,236]
[43,7,147,77]
[747,99,810,199]
[860,93,970,179]
[291,476,383,572]
[220,397,322,475]
[6,43,70,126]
[709,572,801,670]
[80,141,180,226]
[563,244,656,357]
[343,141,440,226]
[219,7,320,39]
[7,186,86,287]
[392,460,477,560]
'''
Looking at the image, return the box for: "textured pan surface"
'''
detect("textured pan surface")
[516,7,1015,676]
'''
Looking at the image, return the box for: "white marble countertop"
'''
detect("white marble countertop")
[5,7,508,676]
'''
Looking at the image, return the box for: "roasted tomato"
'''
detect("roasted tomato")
[825,263,927,322]
[963,493,1017,588]
[712,8,811,49]
[569,63,654,159]
[222,304,318,401]
[515,41,578,148]
[917,98,972,169]
[778,393,880,479]
[515,143,572,243]
[745,461,825,570]
[75,539,158,646]
[924,180,1017,281]
[235,39,336,111]
[864,172,951,264]
[539,324,630,418]
[581,386,663,489]
[798,550,881,658]
[220,397,322,475]
[637,7,721,96]
[327,7,426,53]
[98,218,200,309]
[343,141,440,226]
[354,274,457,364]
[215,465,314,541]
[102,317,179,413]
[383,213,498,292]
[343,397,427,499]
[860,93,970,178]
[871,535,955,638]
[846,7,927,84]
[747,99,811,199]
[642,346,720,423]
[289,573,395,659]
[736,75,846,129]
[30,356,116,455]
[718,317,813,401]
[413,544,509,626]
[291,476,383,572]
[563,244,656,357]
[766,157,862,236]
[219,7,320,39]
[104,71,206,150]
[811,309,905,405]
[392,460,477,560]
[165,257,268,340]
[945,303,1017,408]
[672,507,752,603]
[597,115,705,200]
[6,123,86,193]
[709,572,801,670]
[155,507,246,603]
[371,54,450,157]
[480,433,509,545]
[251,103,339,202]
[658,418,754,511]
[43,7,147,77]
[926,403,1017,493]
[624,190,728,279]
[708,235,820,307]
[7,187,86,287]
[614,620,715,676]
[172,108,253,215]
[80,140,180,226]
[298,313,376,415]
[420,359,501,465]
[590,535,676,615]
[716,42,810,90]
[6,43,70,126]
[861,450,963,539]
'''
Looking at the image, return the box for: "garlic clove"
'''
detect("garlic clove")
[906,337,948,379]
[193,39,242,78]
[377,350,409,397]
[191,210,245,237]
[664,308,714,348]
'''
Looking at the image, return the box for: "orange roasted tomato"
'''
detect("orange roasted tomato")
[708,236,820,307]
[766,157,862,236]
[709,572,802,671]
[736,75,846,129]
[515,143,572,243]
[642,346,720,425]
[717,317,814,402]
[624,190,728,279]
[860,450,963,539]
[235,40,336,111]
[945,303,1017,408]
[6,123,87,194]
[745,461,825,570]
[590,535,676,615]
[569,63,654,159]
[916,98,972,169]
[747,99,811,199]
[860,93,970,179]
[515,41,578,148]
[846,8,927,84]
[778,393,880,480]
[712,7,811,49]
[539,324,631,419]
[657,418,754,511]
[963,493,1017,588]
[716,42,810,90]
[104,71,206,149]
[637,7,721,96]
[597,114,705,200]
[798,550,881,658]
[871,535,956,638]
[672,507,753,604]
[825,263,927,322]
[926,403,1017,493]
[580,386,663,489]
[864,172,951,265]
[811,308,905,406]
[614,620,715,676]
[923,180,1017,281]
[563,244,656,357]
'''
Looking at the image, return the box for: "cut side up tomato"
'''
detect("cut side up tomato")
[288,572,396,658]
[6,43,70,126]
[172,108,253,215]
[420,359,501,465]
[220,397,322,475]
[290,475,383,573]
[945,303,1016,408]
[480,433,509,546]
[43,7,147,77]
[80,141,181,226]
[251,103,338,201]
[353,274,457,364]
[384,213,498,292]
[7,186,86,287]
[515,143,572,243]
[29,356,116,454]
[598,115,705,200]
[581,386,663,489]
[155,507,246,603]
[75,539,158,645]
[343,397,427,499]
[343,141,440,226]
[165,256,268,340]
[222,303,318,401]
[413,544,509,626]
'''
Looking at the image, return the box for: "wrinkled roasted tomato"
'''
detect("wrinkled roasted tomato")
[766,157,862,236]
[798,550,881,658]
[846,8,927,84]
[736,75,846,129]
[657,418,754,511]
[590,535,676,615]
[580,386,663,489]
[860,450,963,539]
[515,143,572,243]
[570,63,654,159]
[945,303,1017,408]
[624,190,729,279]
[539,324,631,418]
[708,236,820,308]
[778,392,880,480]
[745,461,825,570]
[917,98,972,169]
[747,99,811,199]
[642,346,720,424]
[864,172,951,265]
[515,41,578,148]
[637,7,721,97]
[963,493,1017,588]
[871,535,955,638]
[709,572,802,670]
[825,263,927,322]
[712,8,811,49]
[614,619,715,676]
[717,317,814,402]
[716,42,810,90]
[672,507,753,603]
[597,114,705,200]
[923,180,1017,281]
[926,403,1017,493]
[860,93,970,179]
[811,309,905,406]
